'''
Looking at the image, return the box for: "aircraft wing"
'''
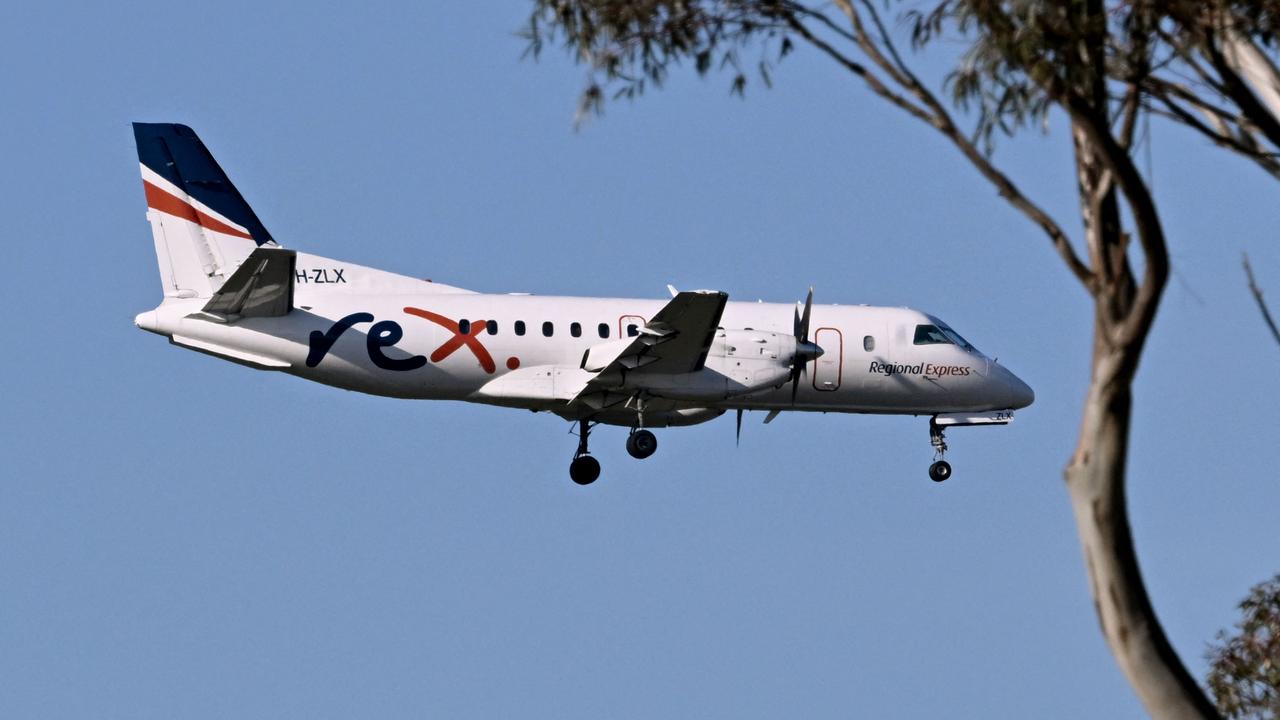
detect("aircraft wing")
[569,290,728,410]
[201,246,296,319]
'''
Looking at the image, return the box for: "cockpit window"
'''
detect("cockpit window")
[914,322,978,352]
[939,325,974,351]
[913,324,951,345]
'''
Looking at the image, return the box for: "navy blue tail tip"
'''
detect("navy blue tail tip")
[132,122,274,245]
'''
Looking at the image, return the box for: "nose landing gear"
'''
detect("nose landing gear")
[923,411,1017,481]
[929,459,952,482]
[928,418,952,482]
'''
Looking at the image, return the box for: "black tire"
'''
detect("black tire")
[570,455,601,485]
[929,460,952,483]
[626,429,658,459]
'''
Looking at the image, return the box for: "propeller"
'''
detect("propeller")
[739,287,821,445]
[790,286,824,403]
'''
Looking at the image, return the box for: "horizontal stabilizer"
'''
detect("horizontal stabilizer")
[201,247,296,320]
[170,335,290,369]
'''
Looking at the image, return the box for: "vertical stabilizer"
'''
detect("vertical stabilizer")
[132,123,274,299]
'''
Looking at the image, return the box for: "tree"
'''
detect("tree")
[1121,2,1280,180]
[1207,575,1280,720]
[524,1,1280,717]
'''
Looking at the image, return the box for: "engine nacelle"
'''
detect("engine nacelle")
[575,328,806,402]
[620,329,798,400]
[599,329,792,401]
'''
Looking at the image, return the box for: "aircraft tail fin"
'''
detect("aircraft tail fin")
[133,123,274,299]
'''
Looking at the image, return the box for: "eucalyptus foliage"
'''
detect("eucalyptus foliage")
[526,0,1280,171]
[1208,576,1280,720]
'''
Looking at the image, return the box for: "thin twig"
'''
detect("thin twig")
[828,1,1098,291]
[1145,96,1280,179]
[783,16,934,124]
[1243,253,1280,348]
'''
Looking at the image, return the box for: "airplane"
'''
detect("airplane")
[130,123,1034,485]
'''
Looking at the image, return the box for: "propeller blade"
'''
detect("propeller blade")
[791,286,815,404]
[736,409,743,447]
[797,286,813,342]
[763,409,781,424]
[791,363,808,403]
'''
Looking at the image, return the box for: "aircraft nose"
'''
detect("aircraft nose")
[1004,367,1035,409]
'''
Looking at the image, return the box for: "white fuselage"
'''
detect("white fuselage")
[135,255,1034,426]
[128,122,1032,483]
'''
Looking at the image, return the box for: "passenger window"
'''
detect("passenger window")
[570,322,582,338]
[913,324,952,345]
[598,323,610,339]
[514,321,526,336]
[627,324,639,337]
[863,335,875,352]
[458,319,471,334]
[486,320,498,335]
[542,321,554,337]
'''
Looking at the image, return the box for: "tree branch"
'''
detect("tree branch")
[1117,84,1142,152]
[1060,94,1168,356]
[1201,31,1280,152]
[783,17,935,125]
[1145,71,1280,154]
[1146,92,1280,180]
[1243,253,1280,348]
[809,0,1098,292]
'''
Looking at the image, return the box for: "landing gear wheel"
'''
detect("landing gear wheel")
[570,455,601,485]
[626,429,658,459]
[929,460,952,483]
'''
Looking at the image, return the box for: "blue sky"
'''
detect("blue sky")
[1,2,1277,717]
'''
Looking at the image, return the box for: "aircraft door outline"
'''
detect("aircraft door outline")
[813,327,843,391]
[619,314,646,339]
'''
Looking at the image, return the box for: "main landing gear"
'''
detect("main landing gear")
[567,421,661,485]
[626,429,658,459]
[928,418,953,482]
[569,419,601,485]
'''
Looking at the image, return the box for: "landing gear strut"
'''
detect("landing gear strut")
[626,428,658,459]
[570,418,601,485]
[928,418,953,482]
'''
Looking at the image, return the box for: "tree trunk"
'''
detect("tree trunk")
[1067,95,1219,716]
[1065,346,1221,719]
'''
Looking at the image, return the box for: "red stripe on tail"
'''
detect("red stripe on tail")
[143,181,254,240]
